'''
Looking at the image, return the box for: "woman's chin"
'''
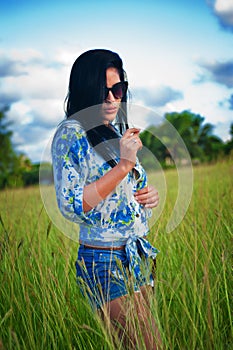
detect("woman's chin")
[102,111,118,124]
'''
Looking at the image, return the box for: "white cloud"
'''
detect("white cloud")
[0,48,69,103]
[0,91,21,109]
[197,59,233,88]
[131,86,183,107]
[0,48,44,62]
[7,101,33,125]
[1,66,67,101]
[7,99,63,128]
[211,0,233,29]
[28,99,64,127]
[214,0,233,19]
[0,49,45,78]
[0,47,73,161]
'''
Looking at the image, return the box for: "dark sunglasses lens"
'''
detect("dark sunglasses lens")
[113,82,127,99]
[112,84,123,99]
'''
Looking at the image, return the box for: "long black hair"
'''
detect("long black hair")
[64,49,129,167]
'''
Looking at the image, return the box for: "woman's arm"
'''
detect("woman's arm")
[83,128,142,212]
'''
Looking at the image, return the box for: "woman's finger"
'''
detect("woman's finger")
[144,198,160,208]
[135,186,158,198]
[135,191,159,201]
[135,186,149,195]
[134,185,159,206]
[122,128,140,139]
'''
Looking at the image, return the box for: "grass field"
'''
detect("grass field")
[0,160,232,349]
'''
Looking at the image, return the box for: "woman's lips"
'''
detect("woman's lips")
[103,107,118,114]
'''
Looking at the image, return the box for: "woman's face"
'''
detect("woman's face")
[101,67,121,125]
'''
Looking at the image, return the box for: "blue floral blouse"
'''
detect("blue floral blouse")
[51,119,152,248]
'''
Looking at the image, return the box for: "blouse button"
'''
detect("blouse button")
[136,213,140,218]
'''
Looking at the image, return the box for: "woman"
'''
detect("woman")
[52,49,162,349]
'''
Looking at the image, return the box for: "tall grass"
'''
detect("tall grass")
[0,160,232,349]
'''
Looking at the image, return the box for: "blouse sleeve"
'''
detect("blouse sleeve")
[51,121,97,225]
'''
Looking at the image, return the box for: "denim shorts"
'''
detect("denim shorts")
[75,244,154,309]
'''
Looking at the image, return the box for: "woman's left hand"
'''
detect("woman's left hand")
[134,185,159,208]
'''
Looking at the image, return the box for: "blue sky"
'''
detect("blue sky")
[0,0,233,161]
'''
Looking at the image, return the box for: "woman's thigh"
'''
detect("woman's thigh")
[107,288,152,322]
[104,290,161,349]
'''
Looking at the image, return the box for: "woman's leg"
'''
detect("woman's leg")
[138,285,163,349]
[100,289,162,350]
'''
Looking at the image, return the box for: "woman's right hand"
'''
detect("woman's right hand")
[119,128,142,172]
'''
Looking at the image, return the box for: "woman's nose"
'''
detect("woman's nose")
[106,90,115,102]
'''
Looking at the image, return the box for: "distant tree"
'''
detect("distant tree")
[140,110,224,167]
[164,111,225,161]
[0,107,20,188]
[165,111,215,159]
[21,162,40,186]
[0,107,35,188]
[224,122,233,156]
[139,126,166,162]
[0,107,42,189]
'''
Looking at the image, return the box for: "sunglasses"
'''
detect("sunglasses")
[104,81,128,100]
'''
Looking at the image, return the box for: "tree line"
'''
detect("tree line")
[139,110,233,169]
[0,107,40,189]
[0,107,232,189]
